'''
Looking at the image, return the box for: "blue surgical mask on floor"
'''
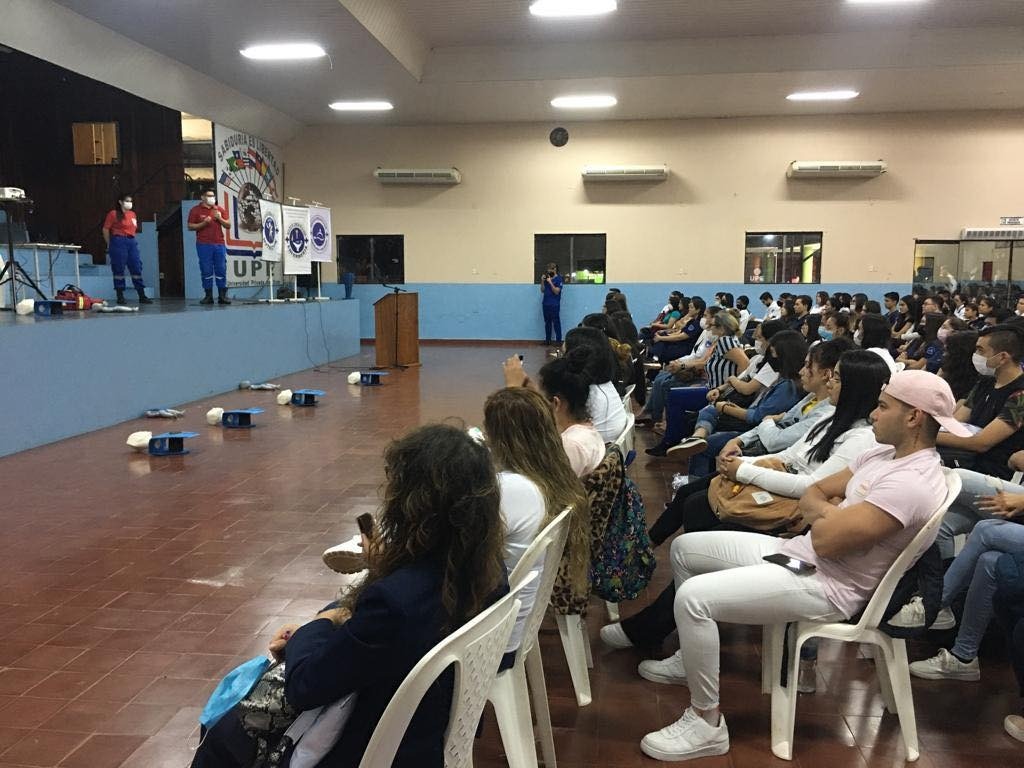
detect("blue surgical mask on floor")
[200,655,273,728]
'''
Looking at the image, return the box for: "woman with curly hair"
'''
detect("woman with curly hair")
[192,424,507,768]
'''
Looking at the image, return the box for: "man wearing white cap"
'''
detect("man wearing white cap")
[638,370,969,762]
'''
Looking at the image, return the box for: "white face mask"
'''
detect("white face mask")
[854,329,863,346]
[121,201,133,211]
[754,339,766,354]
[699,318,708,330]
[205,196,216,205]
[973,352,997,377]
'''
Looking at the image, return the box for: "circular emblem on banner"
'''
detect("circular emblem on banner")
[310,218,328,251]
[262,215,279,247]
[287,224,309,258]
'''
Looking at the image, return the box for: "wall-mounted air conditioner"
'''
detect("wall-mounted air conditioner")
[786,160,887,178]
[373,167,462,185]
[582,164,669,182]
[961,227,1024,240]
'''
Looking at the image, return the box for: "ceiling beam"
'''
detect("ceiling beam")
[338,0,429,82]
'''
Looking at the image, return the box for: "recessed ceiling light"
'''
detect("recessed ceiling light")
[786,90,860,101]
[240,43,326,60]
[328,100,394,112]
[551,94,617,109]
[530,0,617,17]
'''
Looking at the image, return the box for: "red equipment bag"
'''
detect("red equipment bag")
[54,284,104,310]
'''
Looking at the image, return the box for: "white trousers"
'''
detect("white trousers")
[671,531,843,711]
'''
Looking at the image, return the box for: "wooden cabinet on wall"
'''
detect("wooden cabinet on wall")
[0,49,184,264]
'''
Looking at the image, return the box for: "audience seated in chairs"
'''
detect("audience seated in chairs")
[561,326,630,441]
[649,297,705,363]
[633,370,961,762]
[192,424,508,768]
[898,312,946,373]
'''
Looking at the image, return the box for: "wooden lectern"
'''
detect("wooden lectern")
[374,291,420,368]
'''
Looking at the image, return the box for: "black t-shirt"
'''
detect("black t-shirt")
[965,374,1024,479]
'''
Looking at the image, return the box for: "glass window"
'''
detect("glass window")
[337,235,405,284]
[534,234,606,284]
[744,232,822,284]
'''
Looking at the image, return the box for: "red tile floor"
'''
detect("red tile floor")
[0,343,1019,767]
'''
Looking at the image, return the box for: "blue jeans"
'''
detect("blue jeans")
[648,370,678,421]
[661,386,710,446]
[197,243,227,290]
[938,469,1024,559]
[542,303,561,343]
[943,519,1024,660]
[108,236,144,291]
[688,431,741,478]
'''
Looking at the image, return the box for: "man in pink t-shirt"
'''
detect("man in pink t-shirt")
[637,370,969,763]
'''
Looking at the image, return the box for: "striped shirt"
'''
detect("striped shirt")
[705,334,743,390]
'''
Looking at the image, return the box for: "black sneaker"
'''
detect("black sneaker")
[200,295,214,305]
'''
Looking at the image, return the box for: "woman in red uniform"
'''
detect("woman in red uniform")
[101,193,151,305]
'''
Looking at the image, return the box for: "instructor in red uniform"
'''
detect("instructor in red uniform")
[101,193,152,305]
[187,187,231,305]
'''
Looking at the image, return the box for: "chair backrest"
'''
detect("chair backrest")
[357,572,535,768]
[854,468,962,630]
[612,412,635,452]
[621,383,636,405]
[508,507,573,658]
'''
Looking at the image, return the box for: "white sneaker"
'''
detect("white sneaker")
[600,622,634,650]
[322,535,366,574]
[639,649,688,685]
[641,707,729,761]
[909,648,980,681]
[888,596,957,630]
[1004,714,1024,743]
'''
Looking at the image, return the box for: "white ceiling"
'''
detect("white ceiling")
[45,0,1024,129]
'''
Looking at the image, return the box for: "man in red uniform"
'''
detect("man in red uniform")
[101,193,151,305]
[187,187,231,305]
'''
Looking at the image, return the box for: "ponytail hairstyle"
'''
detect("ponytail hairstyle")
[538,347,593,422]
[564,326,618,385]
[484,388,591,592]
[805,350,890,464]
[341,424,505,634]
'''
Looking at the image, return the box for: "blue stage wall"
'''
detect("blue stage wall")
[327,282,913,341]
[0,299,359,457]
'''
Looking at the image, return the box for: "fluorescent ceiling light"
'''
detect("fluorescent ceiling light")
[329,100,394,112]
[786,89,860,101]
[551,94,617,109]
[240,43,326,60]
[847,0,928,5]
[530,0,617,18]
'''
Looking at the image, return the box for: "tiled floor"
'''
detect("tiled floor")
[0,343,1019,767]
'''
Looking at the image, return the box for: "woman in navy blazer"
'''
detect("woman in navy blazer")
[192,424,508,768]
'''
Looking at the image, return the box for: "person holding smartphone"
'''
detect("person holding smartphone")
[635,370,967,763]
[540,261,563,346]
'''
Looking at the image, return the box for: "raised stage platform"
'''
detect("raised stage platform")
[0,298,360,457]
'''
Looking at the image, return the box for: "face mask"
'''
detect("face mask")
[121,201,133,211]
[200,655,272,728]
[754,339,766,354]
[205,196,216,204]
[699,318,708,330]
[937,328,953,343]
[973,352,997,377]
[854,329,863,345]
[818,328,834,342]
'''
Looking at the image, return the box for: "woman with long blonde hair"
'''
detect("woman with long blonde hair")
[484,387,592,628]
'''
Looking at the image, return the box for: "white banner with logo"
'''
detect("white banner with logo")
[213,124,282,288]
[308,206,332,263]
[282,205,311,275]
[258,200,283,262]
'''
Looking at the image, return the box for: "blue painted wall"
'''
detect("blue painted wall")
[325,282,913,340]
[2,224,159,302]
[0,299,359,457]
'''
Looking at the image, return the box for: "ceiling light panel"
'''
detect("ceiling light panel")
[551,94,617,108]
[240,43,326,60]
[529,1,618,19]
[329,100,394,111]
[786,90,860,101]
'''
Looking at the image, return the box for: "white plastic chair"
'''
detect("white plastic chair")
[762,468,961,762]
[357,572,535,768]
[612,411,635,459]
[620,383,636,406]
[489,508,572,768]
[555,613,593,706]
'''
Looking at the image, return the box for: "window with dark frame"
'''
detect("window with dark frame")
[744,231,822,284]
[534,233,607,284]
[337,235,405,284]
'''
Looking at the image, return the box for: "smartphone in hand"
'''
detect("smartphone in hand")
[356,513,375,539]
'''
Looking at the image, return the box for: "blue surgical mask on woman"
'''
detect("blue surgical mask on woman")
[818,328,834,342]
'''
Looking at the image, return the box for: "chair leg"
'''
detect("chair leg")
[883,639,920,762]
[582,618,594,669]
[490,668,540,768]
[525,647,557,768]
[605,600,620,623]
[762,623,784,696]
[555,614,592,706]
[874,641,897,714]
[770,625,802,761]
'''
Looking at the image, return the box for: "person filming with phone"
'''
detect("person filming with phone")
[540,261,563,347]
[635,369,968,763]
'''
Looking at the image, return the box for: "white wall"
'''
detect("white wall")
[284,110,1024,285]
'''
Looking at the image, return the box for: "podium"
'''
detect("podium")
[374,291,420,368]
